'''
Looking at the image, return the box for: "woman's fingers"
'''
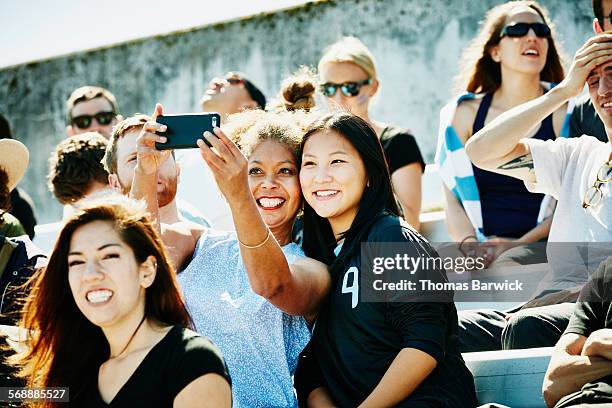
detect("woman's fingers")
[203,131,231,160]
[214,127,241,157]
[197,138,225,170]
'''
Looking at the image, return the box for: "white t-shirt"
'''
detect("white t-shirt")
[176,149,234,230]
[63,189,212,227]
[524,136,611,290]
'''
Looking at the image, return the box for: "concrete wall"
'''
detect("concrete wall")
[0,0,594,223]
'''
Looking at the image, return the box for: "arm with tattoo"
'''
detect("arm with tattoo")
[467,33,612,183]
[498,154,534,172]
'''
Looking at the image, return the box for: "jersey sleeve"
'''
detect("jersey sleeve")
[167,333,231,399]
[564,256,612,337]
[384,132,425,175]
[369,219,452,362]
[386,302,450,363]
[564,301,603,338]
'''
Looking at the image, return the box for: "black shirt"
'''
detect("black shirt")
[303,215,477,407]
[82,326,230,407]
[564,256,612,387]
[569,94,608,142]
[379,126,425,175]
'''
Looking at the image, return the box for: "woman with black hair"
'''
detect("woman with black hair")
[296,112,477,407]
[11,197,231,407]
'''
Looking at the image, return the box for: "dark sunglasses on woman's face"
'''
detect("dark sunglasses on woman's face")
[500,22,551,38]
[71,111,116,129]
[320,79,372,97]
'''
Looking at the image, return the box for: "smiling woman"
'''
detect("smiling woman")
[127,71,331,408]
[10,196,231,408]
[295,112,477,407]
[175,108,330,407]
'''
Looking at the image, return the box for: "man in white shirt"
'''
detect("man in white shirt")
[465,33,612,350]
[102,115,211,230]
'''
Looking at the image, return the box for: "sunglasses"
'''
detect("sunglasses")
[582,161,612,209]
[71,111,115,129]
[500,22,551,38]
[226,78,243,85]
[320,79,372,97]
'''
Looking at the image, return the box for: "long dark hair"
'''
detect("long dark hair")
[12,197,192,407]
[455,0,565,94]
[593,0,604,27]
[300,112,399,273]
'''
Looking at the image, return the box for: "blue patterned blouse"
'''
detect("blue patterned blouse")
[177,229,311,408]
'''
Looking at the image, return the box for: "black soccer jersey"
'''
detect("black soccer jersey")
[306,215,477,407]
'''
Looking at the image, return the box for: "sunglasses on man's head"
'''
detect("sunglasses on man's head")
[320,79,372,98]
[225,77,244,85]
[223,71,245,86]
[71,111,115,129]
[500,22,551,38]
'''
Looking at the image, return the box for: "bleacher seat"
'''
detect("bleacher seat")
[420,164,451,242]
[27,165,554,406]
[465,347,552,408]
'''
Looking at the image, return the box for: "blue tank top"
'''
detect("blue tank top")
[471,93,553,238]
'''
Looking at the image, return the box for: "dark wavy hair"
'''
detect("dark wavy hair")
[300,112,399,271]
[0,168,10,215]
[455,0,565,94]
[12,197,192,407]
[47,133,109,205]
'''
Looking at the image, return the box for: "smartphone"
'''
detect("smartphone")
[155,113,220,150]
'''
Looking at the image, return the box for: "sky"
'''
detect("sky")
[0,0,311,69]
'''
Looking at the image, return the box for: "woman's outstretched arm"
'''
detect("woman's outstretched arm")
[198,127,330,317]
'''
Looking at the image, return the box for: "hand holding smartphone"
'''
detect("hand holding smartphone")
[155,112,221,150]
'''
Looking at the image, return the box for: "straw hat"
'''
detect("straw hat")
[0,139,29,191]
